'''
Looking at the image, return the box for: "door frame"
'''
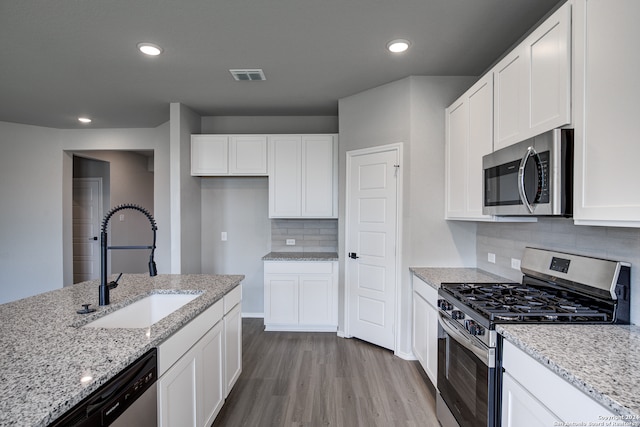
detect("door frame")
[72,177,103,283]
[344,142,403,354]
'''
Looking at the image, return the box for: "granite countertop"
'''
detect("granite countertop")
[409,267,509,289]
[0,273,243,427]
[498,324,640,421]
[262,251,339,261]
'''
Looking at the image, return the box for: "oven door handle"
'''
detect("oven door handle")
[439,313,493,367]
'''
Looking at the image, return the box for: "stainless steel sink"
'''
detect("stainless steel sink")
[84,293,199,329]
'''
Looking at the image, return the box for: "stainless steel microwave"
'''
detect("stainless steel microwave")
[482,129,573,216]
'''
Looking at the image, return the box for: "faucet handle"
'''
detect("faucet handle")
[108,273,123,290]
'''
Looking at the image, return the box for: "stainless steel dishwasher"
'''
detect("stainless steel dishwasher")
[49,348,157,427]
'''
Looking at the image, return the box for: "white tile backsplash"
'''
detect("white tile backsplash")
[476,218,640,324]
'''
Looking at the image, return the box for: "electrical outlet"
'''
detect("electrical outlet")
[286,239,295,246]
[221,232,227,241]
[119,214,125,222]
[488,253,496,264]
[511,258,521,270]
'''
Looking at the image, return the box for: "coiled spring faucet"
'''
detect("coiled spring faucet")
[99,204,158,306]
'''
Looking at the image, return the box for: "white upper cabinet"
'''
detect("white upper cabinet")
[572,0,640,227]
[191,135,267,176]
[446,74,494,220]
[269,134,338,218]
[191,135,229,175]
[493,2,572,151]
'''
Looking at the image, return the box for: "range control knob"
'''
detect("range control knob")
[451,310,465,320]
[437,299,453,311]
[465,320,485,336]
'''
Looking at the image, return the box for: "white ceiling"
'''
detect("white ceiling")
[0,0,562,129]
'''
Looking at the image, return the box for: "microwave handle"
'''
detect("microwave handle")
[518,146,542,213]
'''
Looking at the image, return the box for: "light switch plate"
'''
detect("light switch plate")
[221,232,227,241]
[286,239,295,246]
[488,253,496,263]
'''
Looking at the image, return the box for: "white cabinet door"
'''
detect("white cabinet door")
[191,135,229,175]
[269,136,302,217]
[269,134,338,218]
[224,303,242,397]
[493,2,571,151]
[158,348,198,427]
[159,321,224,427]
[412,275,438,386]
[201,321,225,427]
[264,261,338,331]
[299,275,333,325]
[494,48,527,151]
[412,291,428,373]
[445,74,494,220]
[302,135,337,217]
[502,372,561,427]
[264,275,299,325]
[527,2,571,135]
[573,0,640,227]
[229,135,267,175]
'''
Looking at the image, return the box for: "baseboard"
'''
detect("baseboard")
[241,312,264,318]
[336,330,349,338]
[395,349,418,361]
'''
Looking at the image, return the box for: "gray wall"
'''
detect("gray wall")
[476,218,640,325]
[200,177,270,316]
[338,76,477,356]
[198,115,339,316]
[0,120,171,304]
[74,151,155,275]
[170,103,203,274]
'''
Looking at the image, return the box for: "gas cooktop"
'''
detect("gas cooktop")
[439,282,613,323]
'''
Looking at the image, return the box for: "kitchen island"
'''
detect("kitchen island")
[0,273,243,426]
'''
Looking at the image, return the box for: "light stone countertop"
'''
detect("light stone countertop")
[409,267,510,289]
[262,251,339,261]
[0,273,243,427]
[498,324,640,421]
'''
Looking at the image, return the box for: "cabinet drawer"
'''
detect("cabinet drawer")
[264,261,334,275]
[412,275,438,305]
[224,284,242,314]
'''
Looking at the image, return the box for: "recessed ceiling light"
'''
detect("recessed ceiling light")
[78,117,92,124]
[137,42,163,56]
[387,39,411,53]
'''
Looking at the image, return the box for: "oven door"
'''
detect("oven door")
[437,313,497,427]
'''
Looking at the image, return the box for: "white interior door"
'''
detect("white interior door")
[73,178,102,283]
[346,145,400,351]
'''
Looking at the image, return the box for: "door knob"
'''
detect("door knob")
[88,236,98,241]
[348,252,359,259]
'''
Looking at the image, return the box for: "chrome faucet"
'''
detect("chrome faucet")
[99,204,158,306]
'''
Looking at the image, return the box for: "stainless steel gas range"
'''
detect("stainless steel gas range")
[435,247,631,427]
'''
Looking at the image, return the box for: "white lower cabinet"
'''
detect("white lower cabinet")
[411,275,438,386]
[264,261,338,331]
[223,287,242,396]
[501,339,616,426]
[158,286,242,427]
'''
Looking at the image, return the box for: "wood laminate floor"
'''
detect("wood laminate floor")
[213,318,440,427]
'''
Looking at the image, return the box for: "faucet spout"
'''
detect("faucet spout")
[99,204,158,306]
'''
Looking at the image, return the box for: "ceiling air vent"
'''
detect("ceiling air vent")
[229,69,266,81]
